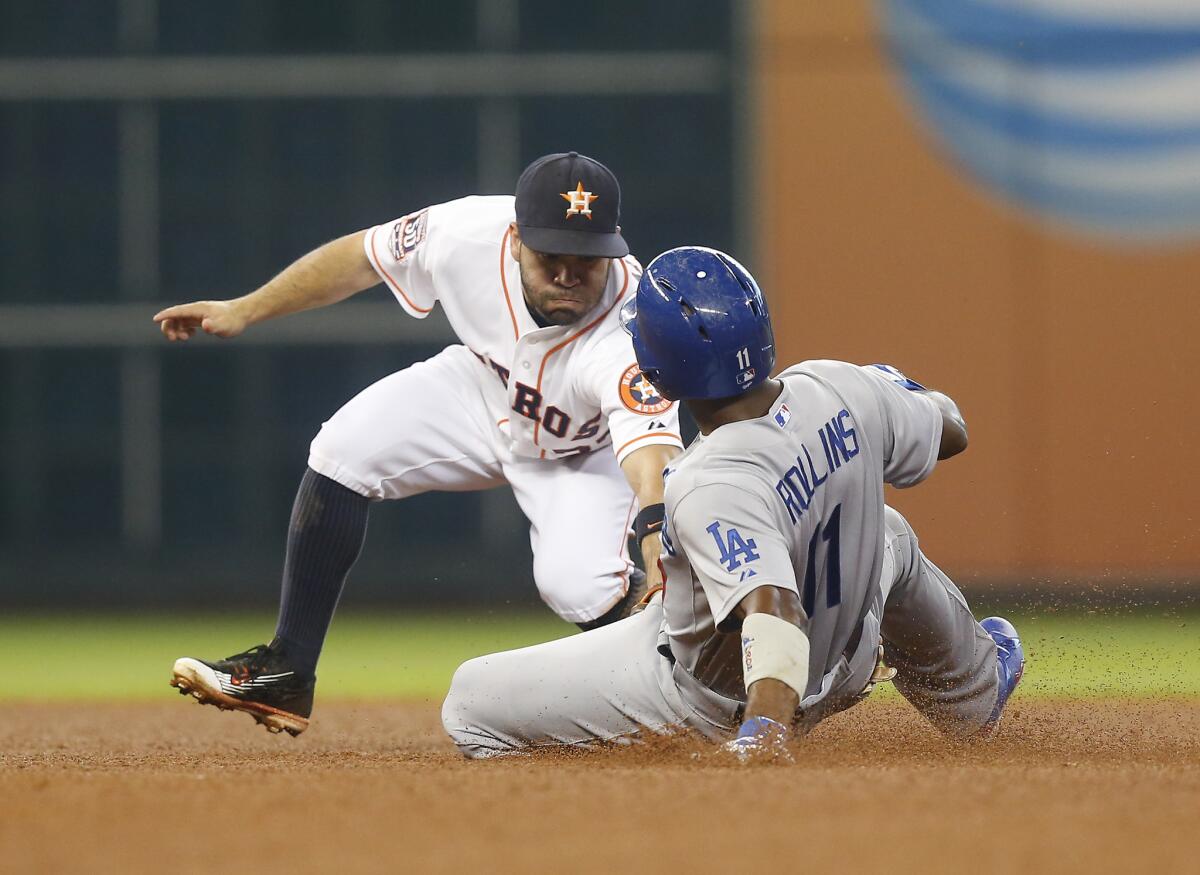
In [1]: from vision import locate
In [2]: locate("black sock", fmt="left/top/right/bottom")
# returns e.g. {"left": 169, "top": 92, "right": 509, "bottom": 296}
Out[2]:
{"left": 273, "top": 468, "right": 370, "bottom": 676}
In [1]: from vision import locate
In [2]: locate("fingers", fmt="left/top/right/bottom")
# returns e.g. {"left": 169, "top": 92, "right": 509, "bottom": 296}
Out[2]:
{"left": 153, "top": 301, "right": 209, "bottom": 323}
{"left": 157, "top": 316, "right": 200, "bottom": 341}
{"left": 153, "top": 300, "right": 245, "bottom": 341}
{"left": 153, "top": 302, "right": 213, "bottom": 342}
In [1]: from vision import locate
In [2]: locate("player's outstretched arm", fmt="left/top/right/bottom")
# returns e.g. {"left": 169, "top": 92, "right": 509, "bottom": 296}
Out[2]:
{"left": 153, "top": 230, "right": 380, "bottom": 341}
{"left": 723, "top": 585, "right": 807, "bottom": 763}
{"left": 734, "top": 586, "right": 805, "bottom": 725}
{"left": 868, "top": 363, "right": 968, "bottom": 463}
{"left": 620, "top": 444, "right": 679, "bottom": 594}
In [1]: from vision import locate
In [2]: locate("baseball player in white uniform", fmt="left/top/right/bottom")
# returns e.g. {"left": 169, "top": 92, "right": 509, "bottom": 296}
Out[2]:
{"left": 441, "top": 246, "right": 1025, "bottom": 759}
{"left": 155, "top": 153, "right": 682, "bottom": 735}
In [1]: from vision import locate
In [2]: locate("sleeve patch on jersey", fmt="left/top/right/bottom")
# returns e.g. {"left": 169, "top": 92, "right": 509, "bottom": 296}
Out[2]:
{"left": 389, "top": 210, "right": 429, "bottom": 261}
{"left": 619, "top": 363, "right": 673, "bottom": 415}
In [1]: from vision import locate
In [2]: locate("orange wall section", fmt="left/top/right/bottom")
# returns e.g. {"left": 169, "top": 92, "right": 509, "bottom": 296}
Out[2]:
{"left": 755, "top": 1, "right": 1200, "bottom": 584}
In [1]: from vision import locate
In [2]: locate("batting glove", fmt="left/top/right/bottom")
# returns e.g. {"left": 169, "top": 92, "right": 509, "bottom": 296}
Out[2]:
{"left": 723, "top": 716, "right": 795, "bottom": 764}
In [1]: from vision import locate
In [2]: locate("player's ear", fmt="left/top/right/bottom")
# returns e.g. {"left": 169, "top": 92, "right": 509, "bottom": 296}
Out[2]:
{"left": 508, "top": 223, "right": 522, "bottom": 261}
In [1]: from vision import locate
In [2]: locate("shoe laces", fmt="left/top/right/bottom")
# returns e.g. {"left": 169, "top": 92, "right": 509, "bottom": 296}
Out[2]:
{"left": 224, "top": 643, "right": 274, "bottom": 676}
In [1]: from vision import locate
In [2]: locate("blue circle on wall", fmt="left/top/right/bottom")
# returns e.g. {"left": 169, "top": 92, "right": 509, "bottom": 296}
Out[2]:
{"left": 878, "top": 0, "right": 1200, "bottom": 244}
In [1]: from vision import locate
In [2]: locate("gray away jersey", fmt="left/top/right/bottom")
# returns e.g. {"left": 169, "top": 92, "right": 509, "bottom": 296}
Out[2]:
{"left": 658, "top": 360, "right": 944, "bottom": 707}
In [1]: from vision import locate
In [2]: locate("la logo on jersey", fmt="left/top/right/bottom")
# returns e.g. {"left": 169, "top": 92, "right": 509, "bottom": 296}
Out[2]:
{"left": 560, "top": 181, "right": 598, "bottom": 219}
{"left": 705, "top": 520, "right": 760, "bottom": 573}
{"left": 619, "top": 363, "right": 672, "bottom": 415}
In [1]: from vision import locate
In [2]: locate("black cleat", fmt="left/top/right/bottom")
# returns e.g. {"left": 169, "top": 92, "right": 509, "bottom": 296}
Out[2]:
{"left": 170, "top": 643, "right": 314, "bottom": 736}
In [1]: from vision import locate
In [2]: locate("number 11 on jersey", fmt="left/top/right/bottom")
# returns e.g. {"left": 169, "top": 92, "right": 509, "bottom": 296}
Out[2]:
{"left": 802, "top": 503, "right": 842, "bottom": 618}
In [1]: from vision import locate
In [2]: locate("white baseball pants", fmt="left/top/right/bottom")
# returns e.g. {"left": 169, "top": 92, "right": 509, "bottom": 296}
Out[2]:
{"left": 307, "top": 345, "right": 636, "bottom": 623}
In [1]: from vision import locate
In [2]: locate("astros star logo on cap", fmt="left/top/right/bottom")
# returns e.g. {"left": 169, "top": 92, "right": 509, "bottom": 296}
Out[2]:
{"left": 514, "top": 152, "right": 628, "bottom": 257}
{"left": 560, "top": 181, "right": 598, "bottom": 220}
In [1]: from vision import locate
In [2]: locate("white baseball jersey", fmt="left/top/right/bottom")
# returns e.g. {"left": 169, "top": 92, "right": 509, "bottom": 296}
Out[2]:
{"left": 658, "top": 360, "right": 944, "bottom": 707}
{"left": 363, "top": 195, "right": 683, "bottom": 463}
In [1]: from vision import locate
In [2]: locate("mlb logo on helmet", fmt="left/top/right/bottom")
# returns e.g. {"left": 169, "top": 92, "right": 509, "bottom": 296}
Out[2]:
{"left": 879, "top": 0, "right": 1200, "bottom": 243}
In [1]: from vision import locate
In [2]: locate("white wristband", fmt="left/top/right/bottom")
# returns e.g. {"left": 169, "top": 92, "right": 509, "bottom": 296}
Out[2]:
{"left": 741, "top": 612, "right": 810, "bottom": 699}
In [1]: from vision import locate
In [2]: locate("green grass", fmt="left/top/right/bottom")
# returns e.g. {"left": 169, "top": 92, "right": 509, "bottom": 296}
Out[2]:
{"left": 0, "top": 612, "right": 573, "bottom": 702}
{"left": 997, "top": 611, "right": 1199, "bottom": 699}
{"left": 0, "top": 610, "right": 1195, "bottom": 702}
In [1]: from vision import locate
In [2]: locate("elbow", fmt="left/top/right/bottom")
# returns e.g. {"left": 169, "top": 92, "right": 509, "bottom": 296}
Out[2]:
{"left": 928, "top": 391, "right": 967, "bottom": 460}
{"left": 938, "top": 415, "right": 968, "bottom": 460}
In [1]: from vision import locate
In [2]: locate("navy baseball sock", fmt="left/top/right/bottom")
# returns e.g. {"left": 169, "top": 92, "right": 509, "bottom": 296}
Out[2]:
{"left": 273, "top": 467, "right": 370, "bottom": 677}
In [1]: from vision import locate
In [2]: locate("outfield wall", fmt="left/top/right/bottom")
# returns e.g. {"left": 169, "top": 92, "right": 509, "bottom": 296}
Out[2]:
{"left": 757, "top": 1, "right": 1199, "bottom": 586}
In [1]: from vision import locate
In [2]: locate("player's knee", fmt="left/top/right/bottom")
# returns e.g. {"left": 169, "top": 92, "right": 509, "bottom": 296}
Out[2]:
{"left": 531, "top": 550, "right": 573, "bottom": 597}
{"left": 441, "top": 657, "right": 515, "bottom": 759}
{"left": 532, "top": 552, "right": 624, "bottom": 620}
{"left": 307, "top": 423, "right": 378, "bottom": 499}
{"left": 308, "top": 420, "right": 355, "bottom": 469}
{"left": 883, "top": 505, "right": 915, "bottom": 542}
{"left": 883, "top": 505, "right": 919, "bottom": 579}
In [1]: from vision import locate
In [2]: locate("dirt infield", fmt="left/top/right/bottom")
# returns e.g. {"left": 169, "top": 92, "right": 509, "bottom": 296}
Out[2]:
{"left": 2, "top": 699, "right": 1196, "bottom": 874}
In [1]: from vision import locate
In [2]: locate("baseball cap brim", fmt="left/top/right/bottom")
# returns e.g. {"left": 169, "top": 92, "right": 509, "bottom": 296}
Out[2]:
{"left": 517, "top": 224, "right": 629, "bottom": 258}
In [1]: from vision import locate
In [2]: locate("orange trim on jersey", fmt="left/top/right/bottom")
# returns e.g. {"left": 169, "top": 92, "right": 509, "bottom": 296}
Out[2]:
{"left": 615, "top": 431, "right": 683, "bottom": 459}
{"left": 496, "top": 417, "right": 509, "bottom": 427}
{"left": 498, "top": 227, "right": 521, "bottom": 341}
{"left": 531, "top": 259, "right": 632, "bottom": 446}
{"left": 368, "top": 227, "right": 434, "bottom": 315}
{"left": 617, "top": 495, "right": 638, "bottom": 596}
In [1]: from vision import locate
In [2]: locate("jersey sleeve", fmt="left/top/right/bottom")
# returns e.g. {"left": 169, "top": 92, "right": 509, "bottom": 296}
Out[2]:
{"left": 859, "top": 364, "right": 944, "bottom": 488}
{"left": 670, "top": 482, "right": 799, "bottom": 627}
{"left": 589, "top": 338, "right": 684, "bottom": 464}
{"left": 362, "top": 204, "right": 442, "bottom": 319}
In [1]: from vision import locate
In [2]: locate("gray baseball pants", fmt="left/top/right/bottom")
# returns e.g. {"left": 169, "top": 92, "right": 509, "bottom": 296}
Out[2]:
{"left": 442, "top": 507, "right": 1000, "bottom": 757}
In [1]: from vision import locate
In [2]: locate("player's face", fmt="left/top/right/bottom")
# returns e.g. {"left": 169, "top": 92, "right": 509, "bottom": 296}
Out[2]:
{"left": 511, "top": 227, "right": 611, "bottom": 326}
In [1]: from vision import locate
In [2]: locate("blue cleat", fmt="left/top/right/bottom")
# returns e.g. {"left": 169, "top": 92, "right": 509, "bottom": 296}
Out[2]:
{"left": 979, "top": 616, "right": 1025, "bottom": 737}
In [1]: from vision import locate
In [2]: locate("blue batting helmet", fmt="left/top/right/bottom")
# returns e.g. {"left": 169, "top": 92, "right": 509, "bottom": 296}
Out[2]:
{"left": 620, "top": 247, "right": 775, "bottom": 401}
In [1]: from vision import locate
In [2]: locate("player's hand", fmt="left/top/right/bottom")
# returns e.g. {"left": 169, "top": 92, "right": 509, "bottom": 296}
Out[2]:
{"left": 722, "top": 716, "right": 795, "bottom": 764}
{"left": 153, "top": 300, "right": 248, "bottom": 341}
{"left": 631, "top": 557, "right": 665, "bottom": 614}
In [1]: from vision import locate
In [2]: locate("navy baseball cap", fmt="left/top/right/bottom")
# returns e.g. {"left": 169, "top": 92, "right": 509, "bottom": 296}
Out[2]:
{"left": 514, "top": 152, "right": 629, "bottom": 258}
